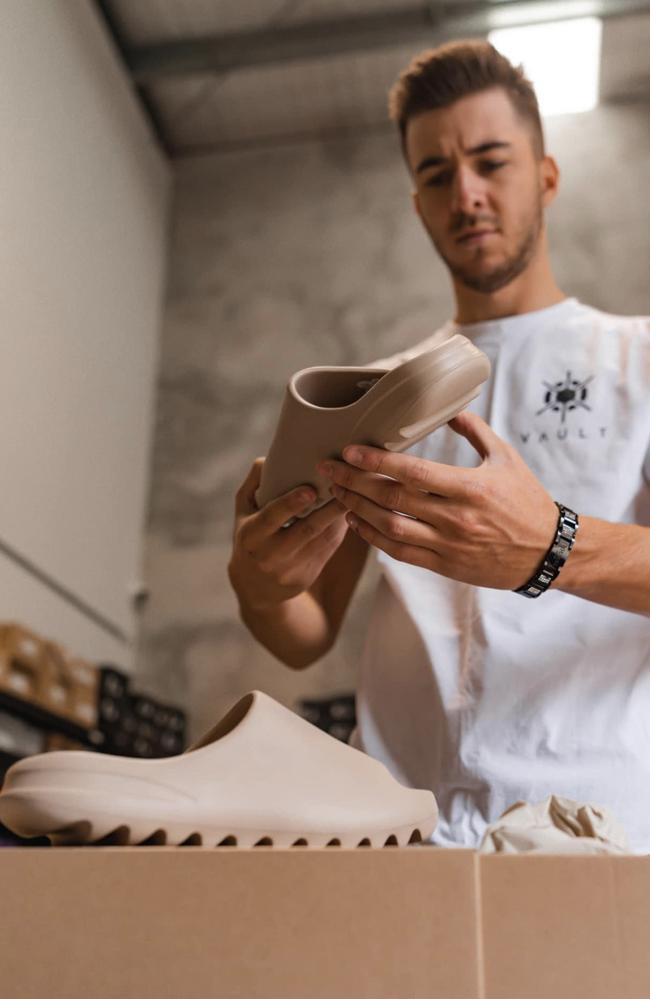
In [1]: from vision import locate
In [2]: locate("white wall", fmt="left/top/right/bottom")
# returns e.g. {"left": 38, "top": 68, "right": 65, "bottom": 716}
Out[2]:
{"left": 0, "top": 1, "right": 170, "bottom": 666}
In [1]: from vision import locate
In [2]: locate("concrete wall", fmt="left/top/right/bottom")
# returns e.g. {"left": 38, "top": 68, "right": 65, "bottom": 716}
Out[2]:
{"left": 138, "top": 98, "right": 650, "bottom": 736}
{"left": 0, "top": 0, "right": 170, "bottom": 665}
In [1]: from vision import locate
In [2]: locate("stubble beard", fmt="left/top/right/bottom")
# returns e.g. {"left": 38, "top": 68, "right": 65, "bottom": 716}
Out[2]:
{"left": 430, "top": 197, "right": 543, "bottom": 294}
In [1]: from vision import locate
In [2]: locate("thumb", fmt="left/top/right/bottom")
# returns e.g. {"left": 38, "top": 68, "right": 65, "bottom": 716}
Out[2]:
{"left": 447, "top": 410, "right": 503, "bottom": 461}
{"left": 235, "top": 458, "right": 265, "bottom": 516}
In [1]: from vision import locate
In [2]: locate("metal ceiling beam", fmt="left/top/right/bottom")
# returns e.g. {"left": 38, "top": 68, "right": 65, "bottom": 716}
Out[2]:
{"left": 125, "top": 0, "right": 650, "bottom": 81}
{"left": 95, "top": 0, "right": 170, "bottom": 153}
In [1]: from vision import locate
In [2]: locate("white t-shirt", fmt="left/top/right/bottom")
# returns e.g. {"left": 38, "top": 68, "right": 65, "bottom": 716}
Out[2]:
{"left": 354, "top": 297, "right": 650, "bottom": 852}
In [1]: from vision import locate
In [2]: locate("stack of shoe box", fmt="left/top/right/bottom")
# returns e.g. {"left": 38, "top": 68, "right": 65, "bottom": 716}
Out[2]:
{"left": 0, "top": 623, "right": 99, "bottom": 736}
{"left": 0, "top": 623, "right": 186, "bottom": 768}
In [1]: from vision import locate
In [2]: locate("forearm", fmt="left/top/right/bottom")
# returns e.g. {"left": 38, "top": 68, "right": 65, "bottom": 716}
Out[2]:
{"left": 237, "top": 588, "right": 334, "bottom": 670}
{"left": 555, "top": 516, "right": 650, "bottom": 617}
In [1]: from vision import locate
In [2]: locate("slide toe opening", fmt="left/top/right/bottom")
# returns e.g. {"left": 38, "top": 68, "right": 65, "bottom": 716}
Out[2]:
{"left": 187, "top": 693, "right": 255, "bottom": 752}
{"left": 292, "top": 369, "right": 386, "bottom": 410}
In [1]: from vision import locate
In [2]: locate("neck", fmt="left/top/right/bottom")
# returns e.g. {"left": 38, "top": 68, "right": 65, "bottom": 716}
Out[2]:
{"left": 452, "top": 231, "right": 566, "bottom": 325}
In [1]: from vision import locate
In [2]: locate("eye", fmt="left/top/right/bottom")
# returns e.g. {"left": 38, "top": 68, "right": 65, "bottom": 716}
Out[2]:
{"left": 425, "top": 171, "right": 451, "bottom": 188}
{"left": 480, "top": 160, "right": 507, "bottom": 173}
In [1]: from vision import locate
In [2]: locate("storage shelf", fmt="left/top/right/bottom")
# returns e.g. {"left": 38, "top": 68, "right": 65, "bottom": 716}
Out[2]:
{"left": 0, "top": 690, "right": 100, "bottom": 749}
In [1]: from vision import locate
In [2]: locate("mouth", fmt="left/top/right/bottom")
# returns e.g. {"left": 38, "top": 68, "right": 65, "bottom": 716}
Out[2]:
{"left": 456, "top": 229, "right": 499, "bottom": 244}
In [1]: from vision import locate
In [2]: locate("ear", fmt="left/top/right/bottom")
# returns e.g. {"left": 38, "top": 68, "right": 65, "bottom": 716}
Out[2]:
{"left": 540, "top": 155, "right": 560, "bottom": 208}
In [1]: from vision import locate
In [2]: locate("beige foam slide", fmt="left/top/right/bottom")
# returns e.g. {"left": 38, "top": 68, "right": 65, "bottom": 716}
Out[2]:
{"left": 256, "top": 332, "right": 491, "bottom": 512}
{"left": 0, "top": 690, "right": 438, "bottom": 848}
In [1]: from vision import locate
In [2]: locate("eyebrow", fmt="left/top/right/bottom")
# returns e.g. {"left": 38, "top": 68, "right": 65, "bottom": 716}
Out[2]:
{"left": 415, "top": 141, "right": 512, "bottom": 174}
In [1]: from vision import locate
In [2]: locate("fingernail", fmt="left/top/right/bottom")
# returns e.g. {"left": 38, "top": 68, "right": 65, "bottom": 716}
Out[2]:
{"left": 318, "top": 461, "right": 334, "bottom": 477}
{"left": 346, "top": 513, "right": 358, "bottom": 529}
{"left": 343, "top": 446, "right": 362, "bottom": 463}
{"left": 298, "top": 489, "right": 315, "bottom": 504}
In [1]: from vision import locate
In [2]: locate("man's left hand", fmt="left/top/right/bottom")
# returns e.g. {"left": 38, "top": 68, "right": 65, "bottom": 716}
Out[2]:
{"left": 318, "top": 410, "right": 559, "bottom": 590}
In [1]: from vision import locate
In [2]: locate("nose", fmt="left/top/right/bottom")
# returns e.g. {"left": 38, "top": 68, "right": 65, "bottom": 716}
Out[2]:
{"left": 450, "top": 163, "right": 488, "bottom": 216}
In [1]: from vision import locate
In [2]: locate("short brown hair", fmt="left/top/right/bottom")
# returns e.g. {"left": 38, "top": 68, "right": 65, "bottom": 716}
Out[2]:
{"left": 388, "top": 39, "right": 545, "bottom": 162}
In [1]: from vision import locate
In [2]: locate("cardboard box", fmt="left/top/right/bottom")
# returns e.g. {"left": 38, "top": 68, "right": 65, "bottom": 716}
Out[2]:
{"left": 480, "top": 852, "right": 650, "bottom": 998}
{"left": 0, "top": 846, "right": 649, "bottom": 998}
{"left": 41, "top": 642, "right": 99, "bottom": 729}
{"left": 0, "top": 622, "right": 48, "bottom": 704}
{"left": 0, "top": 624, "right": 99, "bottom": 729}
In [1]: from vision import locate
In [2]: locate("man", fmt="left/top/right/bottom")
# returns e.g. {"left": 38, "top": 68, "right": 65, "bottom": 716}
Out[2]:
{"left": 228, "top": 41, "right": 650, "bottom": 850}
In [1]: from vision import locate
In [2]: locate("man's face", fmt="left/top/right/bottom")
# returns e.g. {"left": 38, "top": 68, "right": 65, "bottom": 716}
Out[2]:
{"left": 406, "top": 87, "right": 552, "bottom": 294}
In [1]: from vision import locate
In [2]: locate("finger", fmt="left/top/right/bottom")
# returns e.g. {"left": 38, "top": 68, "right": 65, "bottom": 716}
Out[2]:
{"left": 255, "top": 498, "right": 347, "bottom": 564}
{"left": 334, "top": 489, "right": 442, "bottom": 553}
{"left": 447, "top": 410, "right": 503, "bottom": 460}
{"left": 324, "top": 460, "right": 440, "bottom": 520}
{"left": 297, "top": 516, "right": 349, "bottom": 565}
{"left": 260, "top": 517, "right": 350, "bottom": 591}
{"left": 243, "top": 483, "right": 320, "bottom": 549}
{"left": 340, "top": 445, "right": 471, "bottom": 498}
{"left": 234, "top": 458, "right": 265, "bottom": 516}
{"left": 346, "top": 513, "right": 440, "bottom": 572}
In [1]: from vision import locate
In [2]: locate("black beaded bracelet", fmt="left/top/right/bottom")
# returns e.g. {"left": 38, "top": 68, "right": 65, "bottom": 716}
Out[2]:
{"left": 514, "top": 502, "right": 579, "bottom": 599}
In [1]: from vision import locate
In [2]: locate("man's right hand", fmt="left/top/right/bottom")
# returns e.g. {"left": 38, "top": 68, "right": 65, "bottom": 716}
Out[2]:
{"left": 227, "top": 458, "right": 349, "bottom": 612}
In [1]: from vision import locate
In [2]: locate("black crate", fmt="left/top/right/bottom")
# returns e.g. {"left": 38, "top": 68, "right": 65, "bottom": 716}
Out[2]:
{"left": 298, "top": 693, "right": 356, "bottom": 743}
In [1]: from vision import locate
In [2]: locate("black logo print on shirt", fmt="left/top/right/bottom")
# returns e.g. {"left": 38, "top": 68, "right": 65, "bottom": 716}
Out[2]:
{"left": 517, "top": 370, "right": 607, "bottom": 446}
{"left": 536, "top": 371, "right": 593, "bottom": 424}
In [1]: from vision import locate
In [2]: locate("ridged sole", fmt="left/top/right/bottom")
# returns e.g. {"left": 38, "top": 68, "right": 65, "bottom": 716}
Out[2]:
{"left": 0, "top": 789, "right": 436, "bottom": 849}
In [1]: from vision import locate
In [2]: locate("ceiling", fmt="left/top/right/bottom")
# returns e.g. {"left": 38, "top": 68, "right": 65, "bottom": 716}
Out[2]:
{"left": 96, "top": 0, "right": 650, "bottom": 155}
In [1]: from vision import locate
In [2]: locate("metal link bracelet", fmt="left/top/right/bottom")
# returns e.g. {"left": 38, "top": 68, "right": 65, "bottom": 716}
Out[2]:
{"left": 514, "top": 502, "right": 579, "bottom": 599}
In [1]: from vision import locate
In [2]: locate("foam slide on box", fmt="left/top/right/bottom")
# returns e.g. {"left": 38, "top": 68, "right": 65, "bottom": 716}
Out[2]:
{"left": 0, "top": 690, "right": 438, "bottom": 848}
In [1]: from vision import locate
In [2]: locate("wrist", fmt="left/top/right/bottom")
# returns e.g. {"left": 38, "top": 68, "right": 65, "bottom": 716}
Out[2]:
{"left": 552, "top": 515, "right": 604, "bottom": 595}
{"left": 228, "top": 562, "right": 279, "bottom": 616}
{"left": 236, "top": 589, "right": 287, "bottom": 619}
{"left": 236, "top": 581, "right": 307, "bottom": 620}
{"left": 514, "top": 501, "right": 579, "bottom": 598}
